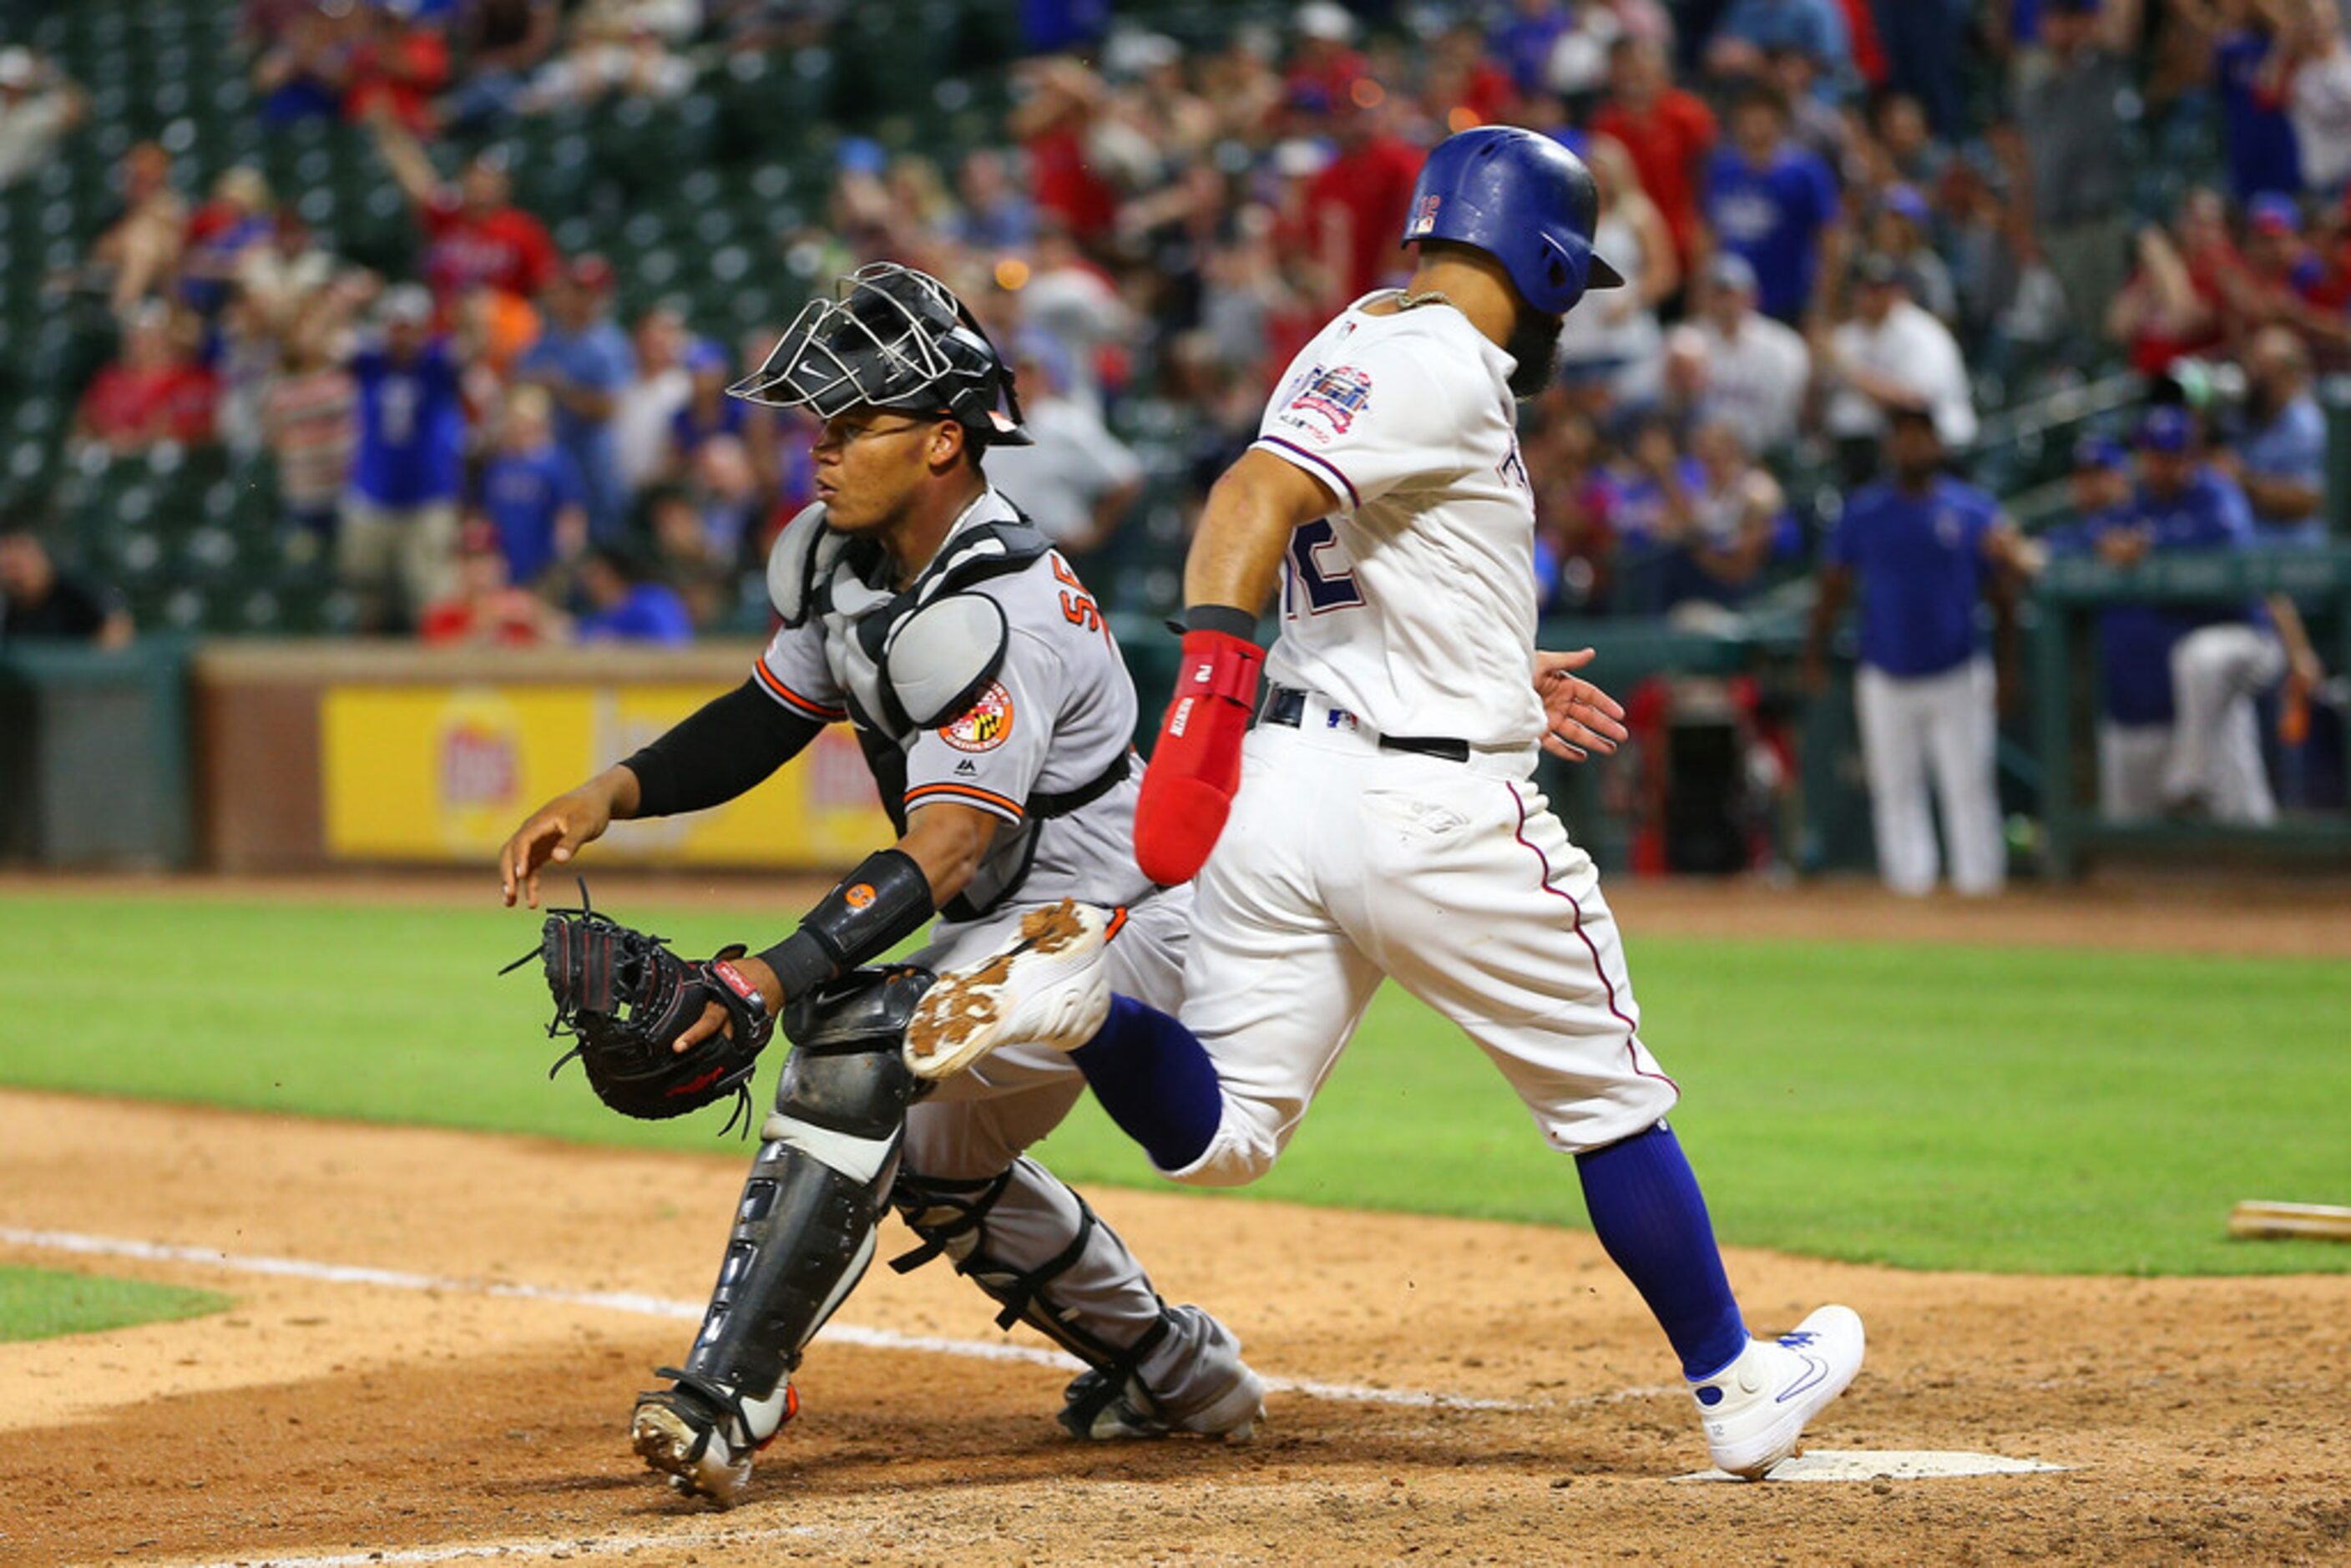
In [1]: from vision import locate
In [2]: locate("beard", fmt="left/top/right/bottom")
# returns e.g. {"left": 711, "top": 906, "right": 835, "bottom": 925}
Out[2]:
{"left": 1504, "top": 308, "right": 1565, "bottom": 400}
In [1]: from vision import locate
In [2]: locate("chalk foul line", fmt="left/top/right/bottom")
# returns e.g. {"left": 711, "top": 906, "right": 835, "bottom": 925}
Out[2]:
{"left": 0, "top": 1225, "right": 1529, "bottom": 1413}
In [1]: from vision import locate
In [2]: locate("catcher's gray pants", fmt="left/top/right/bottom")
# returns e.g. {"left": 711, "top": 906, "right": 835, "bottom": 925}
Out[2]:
{"left": 899, "top": 890, "right": 1246, "bottom": 1416}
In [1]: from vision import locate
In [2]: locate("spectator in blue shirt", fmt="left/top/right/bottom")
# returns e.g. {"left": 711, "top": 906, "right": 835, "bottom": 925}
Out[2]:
{"left": 666, "top": 338, "right": 749, "bottom": 477}
{"left": 478, "top": 384, "right": 587, "bottom": 588}
{"left": 1871, "top": 0, "right": 1969, "bottom": 138}
{"left": 340, "top": 284, "right": 466, "bottom": 632}
{"left": 1807, "top": 408, "right": 2035, "bottom": 895}
{"left": 1701, "top": 84, "right": 1845, "bottom": 323}
{"left": 2226, "top": 326, "right": 2329, "bottom": 549}
{"left": 1656, "top": 418, "right": 1798, "bottom": 615}
{"left": 949, "top": 149, "right": 1039, "bottom": 252}
{"left": 2045, "top": 436, "right": 2182, "bottom": 818}
{"left": 1492, "top": 0, "right": 1574, "bottom": 97}
{"left": 1706, "top": 0, "right": 1853, "bottom": 100}
{"left": 517, "top": 255, "right": 635, "bottom": 542}
{"left": 574, "top": 543, "right": 694, "bottom": 645}
{"left": 2116, "top": 407, "right": 2325, "bottom": 822}
{"left": 2202, "top": 6, "right": 2303, "bottom": 203}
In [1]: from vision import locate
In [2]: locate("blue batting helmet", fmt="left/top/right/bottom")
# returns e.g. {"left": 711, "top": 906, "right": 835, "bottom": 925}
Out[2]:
{"left": 1400, "top": 126, "right": 1625, "bottom": 314}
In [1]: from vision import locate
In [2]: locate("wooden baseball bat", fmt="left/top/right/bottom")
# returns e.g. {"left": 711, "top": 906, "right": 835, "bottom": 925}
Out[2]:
{"left": 2228, "top": 1201, "right": 2351, "bottom": 1242}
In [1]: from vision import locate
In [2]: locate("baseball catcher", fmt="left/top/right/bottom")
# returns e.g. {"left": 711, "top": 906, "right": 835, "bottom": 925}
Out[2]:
{"left": 498, "top": 264, "right": 1261, "bottom": 1506}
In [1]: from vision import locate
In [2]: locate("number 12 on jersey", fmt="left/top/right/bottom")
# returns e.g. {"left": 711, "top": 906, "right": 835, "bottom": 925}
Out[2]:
{"left": 1284, "top": 518, "right": 1364, "bottom": 617}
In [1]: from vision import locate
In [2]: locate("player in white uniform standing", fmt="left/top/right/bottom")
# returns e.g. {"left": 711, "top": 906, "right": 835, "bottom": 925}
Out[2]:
{"left": 903, "top": 129, "right": 1866, "bottom": 1480}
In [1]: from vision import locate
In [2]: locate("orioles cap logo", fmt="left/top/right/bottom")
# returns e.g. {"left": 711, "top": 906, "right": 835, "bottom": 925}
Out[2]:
{"left": 845, "top": 884, "right": 876, "bottom": 910}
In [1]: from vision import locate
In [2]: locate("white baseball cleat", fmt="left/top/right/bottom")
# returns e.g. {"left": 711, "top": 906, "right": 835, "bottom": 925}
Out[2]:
{"left": 1690, "top": 1304, "right": 1866, "bottom": 1479}
{"left": 902, "top": 898, "right": 1112, "bottom": 1080}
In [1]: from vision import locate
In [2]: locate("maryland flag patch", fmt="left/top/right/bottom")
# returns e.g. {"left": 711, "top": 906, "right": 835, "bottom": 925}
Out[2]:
{"left": 939, "top": 682, "right": 1015, "bottom": 752}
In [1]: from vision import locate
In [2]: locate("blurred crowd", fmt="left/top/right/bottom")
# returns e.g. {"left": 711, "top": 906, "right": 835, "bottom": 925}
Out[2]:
{"left": 0, "top": 0, "right": 2343, "bottom": 684}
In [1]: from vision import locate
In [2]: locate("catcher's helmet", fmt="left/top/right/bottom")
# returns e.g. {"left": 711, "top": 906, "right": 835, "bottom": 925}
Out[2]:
{"left": 1400, "top": 126, "right": 1624, "bottom": 315}
{"left": 732, "top": 263, "right": 1032, "bottom": 446}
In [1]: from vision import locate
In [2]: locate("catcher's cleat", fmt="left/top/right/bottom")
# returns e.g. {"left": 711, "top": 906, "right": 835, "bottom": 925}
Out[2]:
{"left": 1690, "top": 1304, "right": 1866, "bottom": 1479}
{"left": 1059, "top": 1356, "right": 1267, "bottom": 1444}
{"left": 902, "top": 899, "right": 1111, "bottom": 1080}
{"left": 630, "top": 1367, "right": 796, "bottom": 1506}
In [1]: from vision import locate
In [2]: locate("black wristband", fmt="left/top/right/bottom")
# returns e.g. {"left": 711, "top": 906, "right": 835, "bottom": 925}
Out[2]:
{"left": 756, "top": 847, "right": 935, "bottom": 1002}
{"left": 1182, "top": 603, "right": 1261, "bottom": 641}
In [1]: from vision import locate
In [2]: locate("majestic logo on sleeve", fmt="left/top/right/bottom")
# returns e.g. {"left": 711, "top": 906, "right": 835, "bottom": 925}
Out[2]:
{"left": 1280, "top": 364, "right": 1373, "bottom": 440}
{"left": 939, "top": 682, "right": 1014, "bottom": 752}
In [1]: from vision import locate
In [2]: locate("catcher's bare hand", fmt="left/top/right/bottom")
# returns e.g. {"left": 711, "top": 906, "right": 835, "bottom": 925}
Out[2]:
{"left": 499, "top": 784, "right": 616, "bottom": 908}
{"left": 671, "top": 953, "right": 784, "bottom": 1055}
{"left": 1535, "top": 647, "right": 1629, "bottom": 763}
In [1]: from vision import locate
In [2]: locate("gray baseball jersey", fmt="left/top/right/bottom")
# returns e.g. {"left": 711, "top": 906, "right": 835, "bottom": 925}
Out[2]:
{"left": 753, "top": 487, "right": 1154, "bottom": 920}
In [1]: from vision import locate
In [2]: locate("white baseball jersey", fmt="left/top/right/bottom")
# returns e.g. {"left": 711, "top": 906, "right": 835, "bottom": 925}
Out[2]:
{"left": 1155, "top": 291, "right": 1681, "bottom": 1187}
{"left": 1253, "top": 292, "right": 1547, "bottom": 751}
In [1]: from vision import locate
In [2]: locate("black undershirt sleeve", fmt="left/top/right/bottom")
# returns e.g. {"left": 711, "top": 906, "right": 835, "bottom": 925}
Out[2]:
{"left": 620, "top": 678, "right": 825, "bottom": 818}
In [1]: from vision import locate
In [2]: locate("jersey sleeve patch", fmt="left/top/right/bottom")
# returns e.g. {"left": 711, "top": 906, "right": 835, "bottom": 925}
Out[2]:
{"left": 1273, "top": 363, "right": 1374, "bottom": 443}
{"left": 937, "top": 680, "right": 1014, "bottom": 752}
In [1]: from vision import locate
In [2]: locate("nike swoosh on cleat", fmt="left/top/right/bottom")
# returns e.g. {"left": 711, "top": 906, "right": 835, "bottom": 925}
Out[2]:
{"left": 1774, "top": 1353, "right": 1831, "bottom": 1404}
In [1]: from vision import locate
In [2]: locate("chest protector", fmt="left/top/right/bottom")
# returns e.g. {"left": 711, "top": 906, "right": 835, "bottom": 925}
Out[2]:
{"left": 766, "top": 504, "right": 1131, "bottom": 919}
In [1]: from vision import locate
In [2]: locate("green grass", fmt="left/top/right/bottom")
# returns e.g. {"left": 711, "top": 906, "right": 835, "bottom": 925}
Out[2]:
{"left": 0, "top": 1265, "right": 229, "bottom": 1343}
{"left": 2, "top": 895, "right": 2345, "bottom": 1276}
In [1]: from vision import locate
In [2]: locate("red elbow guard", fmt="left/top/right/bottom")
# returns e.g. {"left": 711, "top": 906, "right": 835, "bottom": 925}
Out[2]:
{"left": 1134, "top": 628, "right": 1265, "bottom": 885}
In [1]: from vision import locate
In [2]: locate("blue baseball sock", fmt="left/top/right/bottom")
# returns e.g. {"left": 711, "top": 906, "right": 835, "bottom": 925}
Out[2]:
{"left": 1574, "top": 1121, "right": 1751, "bottom": 1380}
{"left": 1067, "top": 994, "right": 1224, "bottom": 1171}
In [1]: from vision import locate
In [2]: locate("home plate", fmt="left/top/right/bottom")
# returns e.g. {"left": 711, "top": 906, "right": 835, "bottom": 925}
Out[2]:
{"left": 1675, "top": 1450, "right": 2068, "bottom": 1483}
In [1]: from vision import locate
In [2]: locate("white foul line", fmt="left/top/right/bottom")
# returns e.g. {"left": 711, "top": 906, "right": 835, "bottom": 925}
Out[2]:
{"left": 0, "top": 1225, "right": 1529, "bottom": 1412}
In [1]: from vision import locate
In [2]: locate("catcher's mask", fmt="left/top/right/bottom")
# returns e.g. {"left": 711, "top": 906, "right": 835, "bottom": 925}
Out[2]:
{"left": 731, "top": 262, "right": 1033, "bottom": 448}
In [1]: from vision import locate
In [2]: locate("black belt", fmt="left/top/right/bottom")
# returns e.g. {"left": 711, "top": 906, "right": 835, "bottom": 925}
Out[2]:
{"left": 1028, "top": 746, "right": 1133, "bottom": 820}
{"left": 1258, "top": 685, "right": 1472, "bottom": 764}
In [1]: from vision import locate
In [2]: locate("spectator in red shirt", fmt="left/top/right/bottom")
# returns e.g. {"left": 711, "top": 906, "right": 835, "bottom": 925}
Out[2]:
{"left": 75, "top": 302, "right": 220, "bottom": 453}
{"left": 1006, "top": 56, "right": 1119, "bottom": 245}
{"left": 343, "top": 4, "right": 448, "bottom": 135}
{"left": 1308, "top": 94, "right": 1425, "bottom": 301}
{"left": 367, "top": 103, "right": 555, "bottom": 306}
{"left": 1592, "top": 34, "right": 1719, "bottom": 272}
{"left": 417, "top": 521, "right": 563, "bottom": 646}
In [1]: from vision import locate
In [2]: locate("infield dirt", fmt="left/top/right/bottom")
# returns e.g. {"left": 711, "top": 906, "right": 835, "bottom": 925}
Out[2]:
{"left": 1, "top": 1082, "right": 2346, "bottom": 1567}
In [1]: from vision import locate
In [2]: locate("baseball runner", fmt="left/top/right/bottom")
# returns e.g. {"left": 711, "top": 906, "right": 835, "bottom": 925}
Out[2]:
{"left": 498, "top": 264, "right": 1262, "bottom": 1506}
{"left": 901, "top": 128, "right": 1868, "bottom": 1480}
{"left": 1804, "top": 406, "right": 2037, "bottom": 897}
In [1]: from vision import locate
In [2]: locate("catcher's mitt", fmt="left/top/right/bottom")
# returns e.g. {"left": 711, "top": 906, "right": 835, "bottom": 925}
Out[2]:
{"left": 504, "top": 882, "right": 776, "bottom": 1134}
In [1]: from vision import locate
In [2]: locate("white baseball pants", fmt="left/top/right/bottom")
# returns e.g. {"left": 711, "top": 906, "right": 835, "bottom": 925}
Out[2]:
{"left": 2097, "top": 721, "right": 2173, "bottom": 820}
{"left": 1853, "top": 656, "right": 2005, "bottom": 897}
{"left": 1164, "top": 711, "right": 1681, "bottom": 1190}
{"left": 2163, "top": 625, "right": 2283, "bottom": 825}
